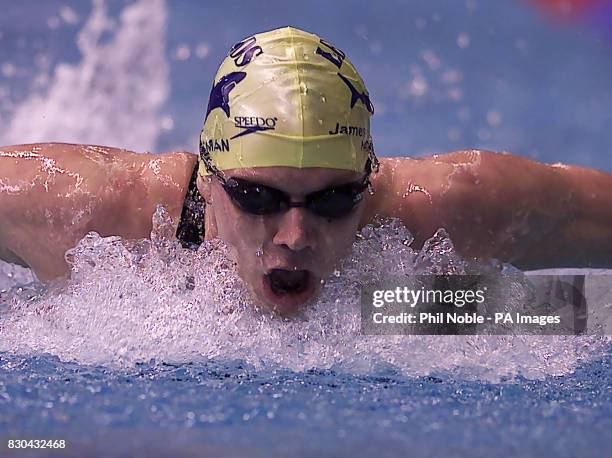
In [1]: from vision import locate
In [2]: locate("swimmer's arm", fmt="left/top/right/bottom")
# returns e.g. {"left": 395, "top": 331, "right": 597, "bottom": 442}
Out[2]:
{"left": 363, "top": 150, "right": 612, "bottom": 269}
{"left": 0, "top": 143, "right": 196, "bottom": 281}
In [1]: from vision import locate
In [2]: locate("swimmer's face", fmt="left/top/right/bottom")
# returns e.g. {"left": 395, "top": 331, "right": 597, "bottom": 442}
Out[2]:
{"left": 198, "top": 167, "right": 365, "bottom": 315}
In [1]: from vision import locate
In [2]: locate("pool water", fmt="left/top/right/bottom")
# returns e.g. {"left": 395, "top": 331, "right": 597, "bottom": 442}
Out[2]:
{"left": 1, "top": 215, "right": 610, "bottom": 457}
{"left": 1, "top": 1, "right": 611, "bottom": 456}
{"left": 0, "top": 351, "right": 610, "bottom": 458}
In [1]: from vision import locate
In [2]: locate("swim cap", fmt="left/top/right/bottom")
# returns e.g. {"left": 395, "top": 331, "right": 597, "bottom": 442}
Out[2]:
{"left": 199, "top": 26, "right": 374, "bottom": 176}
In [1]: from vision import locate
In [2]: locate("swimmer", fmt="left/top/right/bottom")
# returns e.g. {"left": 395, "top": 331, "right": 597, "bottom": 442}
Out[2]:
{"left": 1, "top": 27, "right": 611, "bottom": 314}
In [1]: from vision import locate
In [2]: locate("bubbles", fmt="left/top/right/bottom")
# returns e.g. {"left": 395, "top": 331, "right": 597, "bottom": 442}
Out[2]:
{"left": 160, "top": 115, "right": 174, "bottom": 131}
{"left": 442, "top": 70, "right": 463, "bottom": 84}
{"left": 0, "top": 209, "right": 608, "bottom": 382}
{"left": 457, "top": 33, "right": 470, "bottom": 49}
{"left": 173, "top": 44, "right": 191, "bottom": 61}
{"left": 486, "top": 110, "right": 503, "bottom": 127}
{"left": 407, "top": 75, "right": 428, "bottom": 98}
{"left": 195, "top": 42, "right": 210, "bottom": 59}
{"left": 421, "top": 50, "right": 441, "bottom": 71}
{"left": 47, "top": 16, "right": 61, "bottom": 30}
{"left": 1, "top": 63, "right": 16, "bottom": 78}
{"left": 1, "top": 0, "right": 169, "bottom": 152}
{"left": 59, "top": 6, "right": 80, "bottom": 25}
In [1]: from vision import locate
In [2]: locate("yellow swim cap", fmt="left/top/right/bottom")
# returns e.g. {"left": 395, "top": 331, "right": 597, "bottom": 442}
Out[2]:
{"left": 199, "top": 26, "right": 375, "bottom": 176}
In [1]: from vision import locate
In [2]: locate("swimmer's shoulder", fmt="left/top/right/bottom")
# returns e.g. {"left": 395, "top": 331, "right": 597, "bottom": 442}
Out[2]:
{"left": 136, "top": 148, "right": 199, "bottom": 228}
{"left": 361, "top": 150, "right": 511, "bottom": 245}
{"left": 0, "top": 141, "right": 198, "bottom": 225}
{"left": 0, "top": 142, "right": 198, "bottom": 280}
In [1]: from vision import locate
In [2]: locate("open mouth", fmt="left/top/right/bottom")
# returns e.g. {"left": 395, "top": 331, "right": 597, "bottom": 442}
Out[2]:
{"left": 261, "top": 269, "right": 317, "bottom": 311}
{"left": 268, "top": 269, "right": 310, "bottom": 294}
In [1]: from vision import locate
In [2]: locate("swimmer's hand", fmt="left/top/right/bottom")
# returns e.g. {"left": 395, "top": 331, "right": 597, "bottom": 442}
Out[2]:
{"left": 364, "top": 150, "right": 612, "bottom": 269}
{"left": 0, "top": 143, "right": 196, "bottom": 281}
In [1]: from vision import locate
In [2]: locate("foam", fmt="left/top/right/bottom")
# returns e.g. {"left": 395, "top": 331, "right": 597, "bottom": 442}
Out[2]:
{"left": 0, "top": 0, "right": 169, "bottom": 152}
{"left": 1, "top": 208, "right": 608, "bottom": 382}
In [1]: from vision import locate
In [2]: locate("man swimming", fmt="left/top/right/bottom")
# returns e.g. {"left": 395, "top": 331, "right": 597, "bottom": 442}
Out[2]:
{"left": 1, "top": 27, "right": 611, "bottom": 314}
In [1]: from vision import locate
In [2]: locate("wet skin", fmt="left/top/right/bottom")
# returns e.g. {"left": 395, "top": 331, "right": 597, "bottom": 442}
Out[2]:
{"left": 1, "top": 143, "right": 612, "bottom": 312}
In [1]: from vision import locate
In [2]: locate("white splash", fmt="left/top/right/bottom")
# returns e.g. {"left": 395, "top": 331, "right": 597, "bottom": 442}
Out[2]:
{"left": 1, "top": 0, "right": 169, "bottom": 152}
{"left": 0, "top": 208, "right": 608, "bottom": 383}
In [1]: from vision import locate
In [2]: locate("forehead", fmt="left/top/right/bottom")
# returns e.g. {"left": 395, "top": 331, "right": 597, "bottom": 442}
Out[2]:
{"left": 223, "top": 166, "right": 363, "bottom": 195}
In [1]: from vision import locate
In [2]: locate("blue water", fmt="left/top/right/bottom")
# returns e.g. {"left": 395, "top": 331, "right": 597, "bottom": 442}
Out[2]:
{"left": 0, "top": 224, "right": 610, "bottom": 456}
{"left": 0, "top": 351, "right": 610, "bottom": 458}
{"left": 1, "top": 1, "right": 612, "bottom": 456}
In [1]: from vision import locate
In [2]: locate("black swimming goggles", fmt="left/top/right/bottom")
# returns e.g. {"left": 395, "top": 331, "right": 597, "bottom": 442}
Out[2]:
{"left": 219, "top": 176, "right": 367, "bottom": 218}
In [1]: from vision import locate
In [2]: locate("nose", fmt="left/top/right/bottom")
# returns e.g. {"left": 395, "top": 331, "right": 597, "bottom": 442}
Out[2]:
{"left": 272, "top": 207, "right": 316, "bottom": 251}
